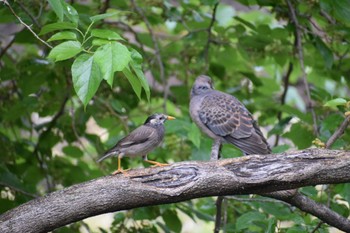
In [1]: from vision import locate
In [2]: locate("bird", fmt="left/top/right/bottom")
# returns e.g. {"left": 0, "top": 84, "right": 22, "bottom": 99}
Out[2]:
{"left": 97, "top": 113, "right": 175, "bottom": 174}
{"left": 190, "top": 75, "right": 271, "bottom": 159}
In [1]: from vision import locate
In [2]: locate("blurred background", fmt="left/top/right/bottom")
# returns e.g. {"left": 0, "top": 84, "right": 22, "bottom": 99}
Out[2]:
{"left": 1, "top": 0, "right": 350, "bottom": 232}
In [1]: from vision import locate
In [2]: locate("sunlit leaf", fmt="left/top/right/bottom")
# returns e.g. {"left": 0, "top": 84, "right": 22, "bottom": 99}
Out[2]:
{"left": 47, "top": 0, "right": 64, "bottom": 21}
{"left": 47, "top": 31, "right": 77, "bottom": 42}
{"left": 91, "top": 29, "right": 124, "bottom": 41}
{"left": 72, "top": 54, "right": 102, "bottom": 108}
{"left": 93, "top": 42, "right": 131, "bottom": 86}
{"left": 39, "top": 22, "right": 76, "bottom": 35}
{"left": 90, "top": 12, "right": 119, "bottom": 23}
{"left": 48, "top": 41, "right": 82, "bottom": 62}
{"left": 324, "top": 98, "right": 347, "bottom": 108}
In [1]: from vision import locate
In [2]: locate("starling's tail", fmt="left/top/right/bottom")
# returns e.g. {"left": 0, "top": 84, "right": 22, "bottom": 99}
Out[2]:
{"left": 97, "top": 150, "right": 118, "bottom": 163}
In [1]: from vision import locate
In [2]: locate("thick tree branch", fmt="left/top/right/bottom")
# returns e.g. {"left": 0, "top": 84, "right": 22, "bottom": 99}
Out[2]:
{"left": 1, "top": 149, "right": 350, "bottom": 233}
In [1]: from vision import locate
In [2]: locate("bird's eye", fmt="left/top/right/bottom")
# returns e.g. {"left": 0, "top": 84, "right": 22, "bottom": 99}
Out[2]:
{"left": 200, "top": 86, "right": 208, "bottom": 90}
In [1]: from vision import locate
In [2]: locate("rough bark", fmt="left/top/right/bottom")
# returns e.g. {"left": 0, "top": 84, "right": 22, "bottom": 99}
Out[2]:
{"left": 1, "top": 149, "right": 350, "bottom": 233}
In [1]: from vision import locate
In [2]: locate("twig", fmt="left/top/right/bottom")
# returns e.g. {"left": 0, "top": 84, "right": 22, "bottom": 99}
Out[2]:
{"left": 17, "top": 0, "right": 41, "bottom": 28}
{"left": 99, "top": 0, "right": 110, "bottom": 14}
{"left": 33, "top": 94, "right": 69, "bottom": 191}
{"left": 286, "top": 0, "right": 318, "bottom": 135}
{"left": 274, "top": 62, "right": 293, "bottom": 146}
{"left": 325, "top": 115, "right": 350, "bottom": 149}
{"left": 0, "top": 36, "right": 16, "bottom": 61}
{"left": 203, "top": 2, "right": 219, "bottom": 73}
{"left": 214, "top": 196, "right": 224, "bottom": 233}
{"left": 3, "top": 0, "right": 52, "bottom": 49}
{"left": 0, "top": 182, "right": 39, "bottom": 198}
{"left": 311, "top": 221, "right": 324, "bottom": 233}
{"left": 130, "top": 0, "right": 167, "bottom": 112}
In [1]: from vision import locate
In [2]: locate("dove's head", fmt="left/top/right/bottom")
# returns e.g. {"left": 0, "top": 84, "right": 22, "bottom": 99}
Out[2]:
{"left": 191, "top": 75, "right": 214, "bottom": 97}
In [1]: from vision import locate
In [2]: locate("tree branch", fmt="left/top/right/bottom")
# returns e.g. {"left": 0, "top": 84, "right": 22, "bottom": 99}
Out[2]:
{"left": 3, "top": 0, "right": 52, "bottom": 49}
{"left": 1, "top": 149, "right": 350, "bottom": 233}
{"left": 286, "top": 0, "right": 318, "bottom": 135}
{"left": 325, "top": 115, "right": 350, "bottom": 149}
{"left": 203, "top": 2, "right": 219, "bottom": 73}
{"left": 130, "top": 0, "right": 168, "bottom": 112}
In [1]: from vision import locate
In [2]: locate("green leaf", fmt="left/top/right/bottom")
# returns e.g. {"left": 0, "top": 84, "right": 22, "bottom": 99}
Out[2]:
{"left": 92, "top": 39, "right": 110, "bottom": 46}
{"left": 93, "top": 42, "right": 131, "bottom": 86}
{"left": 130, "top": 49, "right": 150, "bottom": 101}
{"left": 188, "top": 123, "right": 201, "bottom": 148}
{"left": 47, "top": 0, "right": 64, "bottom": 21}
{"left": 236, "top": 211, "right": 265, "bottom": 231}
{"left": 90, "top": 12, "right": 119, "bottom": 23}
{"left": 91, "top": 29, "right": 124, "bottom": 41}
{"left": 315, "top": 36, "right": 333, "bottom": 69}
{"left": 72, "top": 54, "right": 102, "bottom": 108}
{"left": 283, "top": 123, "right": 314, "bottom": 149}
{"left": 122, "top": 66, "right": 142, "bottom": 100}
{"left": 48, "top": 41, "right": 82, "bottom": 62}
{"left": 39, "top": 22, "right": 76, "bottom": 35}
{"left": 47, "top": 31, "right": 77, "bottom": 42}
{"left": 62, "top": 145, "right": 83, "bottom": 158}
{"left": 61, "top": 1, "right": 79, "bottom": 24}
{"left": 324, "top": 98, "right": 347, "bottom": 108}
{"left": 162, "top": 209, "right": 182, "bottom": 232}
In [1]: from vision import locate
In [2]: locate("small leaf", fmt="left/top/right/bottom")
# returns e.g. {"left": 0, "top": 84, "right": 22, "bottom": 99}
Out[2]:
{"left": 92, "top": 39, "right": 110, "bottom": 46}
{"left": 315, "top": 36, "right": 333, "bottom": 69}
{"left": 162, "top": 209, "right": 182, "bottom": 232}
{"left": 90, "top": 12, "right": 119, "bottom": 23}
{"left": 236, "top": 211, "right": 265, "bottom": 231}
{"left": 91, "top": 29, "right": 124, "bottom": 41}
{"left": 130, "top": 49, "right": 150, "bottom": 101}
{"left": 93, "top": 42, "right": 131, "bottom": 86}
{"left": 62, "top": 145, "right": 83, "bottom": 158}
{"left": 324, "top": 98, "right": 347, "bottom": 108}
{"left": 48, "top": 41, "right": 82, "bottom": 62}
{"left": 39, "top": 22, "right": 76, "bottom": 35}
{"left": 72, "top": 54, "right": 102, "bottom": 108}
{"left": 47, "top": 31, "right": 77, "bottom": 42}
{"left": 47, "top": 0, "right": 64, "bottom": 21}
{"left": 122, "top": 66, "right": 141, "bottom": 100}
{"left": 61, "top": 0, "right": 79, "bottom": 25}
{"left": 188, "top": 123, "right": 201, "bottom": 148}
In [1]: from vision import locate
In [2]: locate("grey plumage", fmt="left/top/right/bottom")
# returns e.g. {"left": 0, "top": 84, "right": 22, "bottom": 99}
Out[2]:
{"left": 190, "top": 75, "right": 271, "bottom": 158}
{"left": 98, "top": 113, "right": 175, "bottom": 174}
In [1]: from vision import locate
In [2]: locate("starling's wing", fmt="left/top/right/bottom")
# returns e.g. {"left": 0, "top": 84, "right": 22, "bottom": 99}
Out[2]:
{"left": 97, "top": 125, "right": 157, "bottom": 162}
{"left": 198, "top": 91, "right": 271, "bottom": 155}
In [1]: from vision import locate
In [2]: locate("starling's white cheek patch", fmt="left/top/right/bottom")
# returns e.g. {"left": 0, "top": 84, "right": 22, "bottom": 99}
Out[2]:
{"left": 150, "top": 119, "right": 157, "bottom": 124}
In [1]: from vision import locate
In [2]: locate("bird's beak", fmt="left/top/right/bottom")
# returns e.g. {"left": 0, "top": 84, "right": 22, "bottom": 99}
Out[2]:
{"left": 166, "top": 115, "right": 176, "bottom": 120}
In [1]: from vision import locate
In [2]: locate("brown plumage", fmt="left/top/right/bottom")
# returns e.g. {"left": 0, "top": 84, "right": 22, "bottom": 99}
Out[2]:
{"left": 190, "top": 75, "right": 271, "bottom": 158}
{"left": 97, "top": 113, "right": 175, "bottom": 174}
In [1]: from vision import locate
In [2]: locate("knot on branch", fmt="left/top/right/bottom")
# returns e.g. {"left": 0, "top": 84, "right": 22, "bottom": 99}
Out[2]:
{"left": 129, "top": 165, "right": 199, "bottom": 188}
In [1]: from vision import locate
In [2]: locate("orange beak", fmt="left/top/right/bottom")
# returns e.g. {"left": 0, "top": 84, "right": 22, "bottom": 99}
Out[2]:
{"left": 166, "top": 115, "right": 176, "bottom": 120}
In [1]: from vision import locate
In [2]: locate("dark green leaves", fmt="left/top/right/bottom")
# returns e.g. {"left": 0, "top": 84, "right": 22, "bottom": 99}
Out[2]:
{"left": 72, "top": 54, "right": 102, "bottom": 107}
{"left": 44, "top": 9, "right": 150, "bottom": 108}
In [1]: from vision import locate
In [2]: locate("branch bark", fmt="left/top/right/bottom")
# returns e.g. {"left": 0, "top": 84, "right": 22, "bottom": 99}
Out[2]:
{"left": 1, "top": 149, "right": 350, "bottom": 233}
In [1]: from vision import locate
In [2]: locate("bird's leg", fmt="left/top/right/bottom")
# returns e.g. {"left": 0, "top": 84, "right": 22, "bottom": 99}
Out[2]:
{"left": 211, "top": 139, "right": 222, "bottom": 160}
{"left": 143, "top": 155, "right": 168, "bottom": 167}
{"left": 112, "top": 156, "right": 129, "bottom": 175}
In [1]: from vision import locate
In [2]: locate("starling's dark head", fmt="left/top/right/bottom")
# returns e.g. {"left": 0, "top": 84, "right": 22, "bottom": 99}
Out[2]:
{"left": 144, "top": 113, "right": 176, "bottom": 126}
{"left": 191, "top": 75, "right": 214, "bottom": 97}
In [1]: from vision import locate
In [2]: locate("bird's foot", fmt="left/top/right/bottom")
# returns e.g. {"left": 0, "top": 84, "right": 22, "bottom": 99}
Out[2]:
{"left": 112, "top": 168, "right": 130, "bottom": 175}
{"left": 145, "top": 160, "right": 168, "bottom": 167}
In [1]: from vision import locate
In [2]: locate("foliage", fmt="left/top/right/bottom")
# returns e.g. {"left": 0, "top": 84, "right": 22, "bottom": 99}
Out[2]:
{"left": 1, "top": 0, "right": 350, "bottom": 232}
